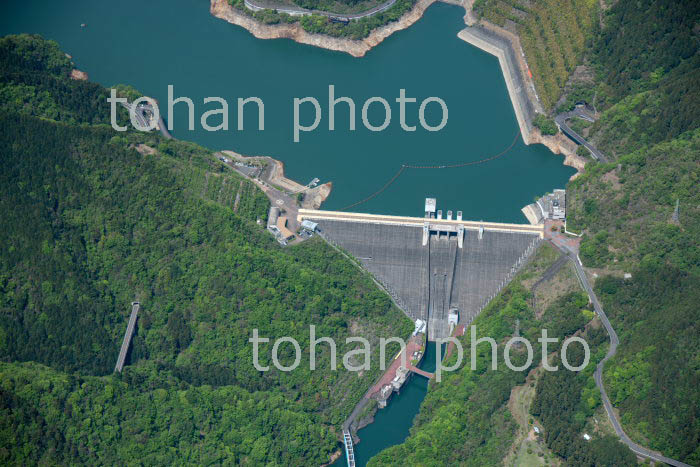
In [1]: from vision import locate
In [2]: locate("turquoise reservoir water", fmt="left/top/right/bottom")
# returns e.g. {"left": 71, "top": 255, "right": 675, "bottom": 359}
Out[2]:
{"left": 331, "top": 342, "right": 444, "bottom": 466}
{"left": 1, "top": 1, "right": 574, "bottom": 463}
{"left": 1, "top": 0, "right": 574, "bottom": 221}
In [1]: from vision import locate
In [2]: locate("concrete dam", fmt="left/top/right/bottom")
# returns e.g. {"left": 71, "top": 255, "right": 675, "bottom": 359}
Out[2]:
{"left": 299, "top": 200, "right": 542, "bottom": 340}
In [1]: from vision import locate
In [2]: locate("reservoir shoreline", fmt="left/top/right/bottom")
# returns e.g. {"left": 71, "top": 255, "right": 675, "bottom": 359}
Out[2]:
{"left": 1, "top": 2, "right": 580, "bottom": 466}
{"left": 210, "top": 0, "right": 586, "bottom": 176}
{"left": 210, "top": 0, "right": 441, "bottom": 58}
{"left": 457, "top": 25, "right": 585, "bottom": 177}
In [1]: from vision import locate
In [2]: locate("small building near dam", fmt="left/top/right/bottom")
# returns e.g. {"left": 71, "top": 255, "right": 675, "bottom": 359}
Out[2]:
{"left": 522, "top": 189, "right": 566, "bottom": 224}
{"left": 299, "top": 200, "right": 542, "bottom": 340}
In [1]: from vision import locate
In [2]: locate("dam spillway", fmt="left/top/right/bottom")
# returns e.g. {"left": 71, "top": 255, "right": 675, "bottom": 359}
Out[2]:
{"left": 300, "top": 202, "right": 541, "bottom": 340}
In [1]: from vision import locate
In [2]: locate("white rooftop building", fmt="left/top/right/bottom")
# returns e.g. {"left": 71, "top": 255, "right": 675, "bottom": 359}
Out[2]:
{"left": 527, "top": 189, "right": 567, "bottom": 223}
{"left": 413, "top": 319, "right": 426, "bottom": 336}
{"left": 425, "top": 198, "right": 436, "bottom": 217}
{"left": 448, "top": 309, "right": 459, "bottom": 326}
{"left": 301, "top": 219, "right": 318, "bottom": 232}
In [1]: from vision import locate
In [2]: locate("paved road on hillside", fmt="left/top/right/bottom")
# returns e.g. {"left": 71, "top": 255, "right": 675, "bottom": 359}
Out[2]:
{"left": 120, "top": 101, "right": 173, "bottom": 139}
{"left": 216, "top": 152, "right": 303, "bottom": 233}
{"left": 298, "top": 209, "right": 544, "bottom": 235}
{"left": 553, "top": 241, "right": 690, "bottom": 467}
{"left": 244, "top": 0, "right": 397, "bottom": 20}
{"left": 555, "top": 109, "right": 608, "bottom": 163}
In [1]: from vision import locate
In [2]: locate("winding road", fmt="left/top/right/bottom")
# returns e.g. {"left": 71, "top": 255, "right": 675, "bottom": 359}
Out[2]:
{"left": 552, "top": 240, "right": 691, "bottom": 467}
{"left": 120, "top": 101, "right": 173, "bottom": 140}
{"left": 555, "top": 108, "right": 608, "bottom": 163}
{"left": 243, "top": 0, "right": 398, "bottom": 20}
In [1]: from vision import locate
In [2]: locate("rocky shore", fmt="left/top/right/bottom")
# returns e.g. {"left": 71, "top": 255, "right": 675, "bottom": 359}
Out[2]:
{"left": 70, "top": 69, "right": 88, "bottom": 80}
{"left": 457, "top": 21, "right": 586, "bottom": 178}
{"left": 210, "top": 0, "right": 440, "bottom": 58}
{"left": 221, "top": 149, "right": 332, "bottom": 209}
{"left": 211, "top": 0, "right": 586, "bottom": 177}
{"left": 320, "top": 449, "right": 342, "bottom": 466}
{"left": 530, "top": 131, "right": 586, "bottom": 179}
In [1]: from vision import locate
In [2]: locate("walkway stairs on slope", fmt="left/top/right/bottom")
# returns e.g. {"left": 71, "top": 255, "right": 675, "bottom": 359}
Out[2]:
{"left": 114, "top": 302, "right": 140, "bottom": 373}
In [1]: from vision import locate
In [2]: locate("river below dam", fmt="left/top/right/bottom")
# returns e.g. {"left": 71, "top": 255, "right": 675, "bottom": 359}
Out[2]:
{"left": 331, "top": 342, "right": 443, "bottom": 466}
{"left": 2, "top": 0, "right": 574, "bottom": 464}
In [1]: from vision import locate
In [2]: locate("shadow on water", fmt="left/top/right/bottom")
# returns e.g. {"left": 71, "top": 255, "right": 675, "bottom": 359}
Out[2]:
{"left": 332, "top": 342, "right": 444, "bottom": 466}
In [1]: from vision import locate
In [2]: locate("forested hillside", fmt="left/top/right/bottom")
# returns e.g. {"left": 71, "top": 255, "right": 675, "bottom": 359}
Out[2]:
{"left": 564, "top": 2, "right": 700, "bottom": 463}
{"left": 584, "top": 0, "right": 700, "bottom": 158}
{"left": 567, "top": 130, "right": 699, "bottom": 272}
{"left": 369, "top": 244, "right": 637, "bottom": 466}
{"left": 0, "top": 34, "right": 115, "bottom": 124}
{"left": 473, "top": 0, "right": 599, "bottom": 110}
{"left": 228, "top": 0, "right": 416, "bottom": 40}
{"left": 474, "top": 0, "right": 700, "bottom": 149}
{"left": 291, "top": 0, "right": 391, "bottom": 14}
{"left": 596, "top": 265, "right": 699, "bottom": 463}
{"left": 0, "top": 34, "right": 412, "bottom": 465}
{"left": 1, "top": 360, "right": 333, "bottom": 465}
{"left": 566, "top": 131, "right": 700, "bottom": 464}
{"left": 370, "top": 1, "right": 700, "bottom": 465}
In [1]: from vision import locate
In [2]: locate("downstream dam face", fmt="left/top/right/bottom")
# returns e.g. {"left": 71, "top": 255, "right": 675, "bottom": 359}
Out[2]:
{"left": 300, "top": 202, "right": 541, "bottom": 340}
